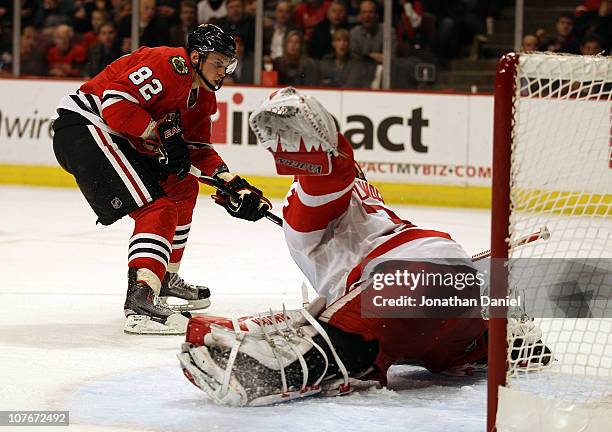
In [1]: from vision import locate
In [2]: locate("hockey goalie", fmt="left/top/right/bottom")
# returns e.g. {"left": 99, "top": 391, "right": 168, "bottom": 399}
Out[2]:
{"left": 176, "top": 88, "right": 549, "bottom": 406}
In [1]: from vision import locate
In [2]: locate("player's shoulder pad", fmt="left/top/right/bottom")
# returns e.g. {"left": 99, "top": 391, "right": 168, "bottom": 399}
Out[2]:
{"left": 139, "top": 46, "right": 192, "bottom": 83}
{"left": 161, "top": 46, "right": 192, "bottom": 78}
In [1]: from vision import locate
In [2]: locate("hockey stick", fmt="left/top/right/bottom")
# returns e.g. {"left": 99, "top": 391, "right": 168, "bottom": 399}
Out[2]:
{"left": 471, "top": 226, "right": 551, "bottom": 262}
{"left": 189, "top": 166, "right": 284, "bottom": 227}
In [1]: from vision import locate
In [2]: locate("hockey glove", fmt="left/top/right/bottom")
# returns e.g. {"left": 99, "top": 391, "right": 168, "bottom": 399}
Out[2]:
{"left": 156, "top": 112, "right": 191, "bottom": 180}
{"left": 212, "top": 172, "right": 272, "bottom": 222}
{"left": 249, "top": 87, "right": 338, "bottom": 176}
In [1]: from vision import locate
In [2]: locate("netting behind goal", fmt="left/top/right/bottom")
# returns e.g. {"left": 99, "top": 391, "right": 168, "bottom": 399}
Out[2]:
{"left": 489, "top": 53, "right": 612, "bottom": 432}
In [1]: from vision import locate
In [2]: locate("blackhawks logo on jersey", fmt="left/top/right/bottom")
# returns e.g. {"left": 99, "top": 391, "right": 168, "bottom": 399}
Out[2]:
{"left": 169, "top": 56, "right": 189, "bottom": 75}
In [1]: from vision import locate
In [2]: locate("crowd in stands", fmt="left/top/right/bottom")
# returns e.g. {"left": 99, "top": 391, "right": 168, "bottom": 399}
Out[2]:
{"left": 0, "top": 0, "right": 609, "bottom": 89}
{"left": 521, "top": 1, "right": 610, "bottom": 57}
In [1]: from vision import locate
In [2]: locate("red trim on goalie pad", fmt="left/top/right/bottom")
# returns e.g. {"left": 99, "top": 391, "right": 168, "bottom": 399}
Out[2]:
{"left": 186, "top": 316, "right": 245, "bottom": 346}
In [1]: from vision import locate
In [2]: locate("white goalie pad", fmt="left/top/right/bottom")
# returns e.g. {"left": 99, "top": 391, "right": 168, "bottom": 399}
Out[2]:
{"left": 249, "top": 87, "right": 338, "bottom": 154}
{"left": 177, "top": 301, "right": 360, "bottom": 406}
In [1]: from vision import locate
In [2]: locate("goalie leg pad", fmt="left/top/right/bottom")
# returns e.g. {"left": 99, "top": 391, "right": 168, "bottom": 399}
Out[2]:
{"left": 177, "top": 308, "right": 379, "bottom": 406}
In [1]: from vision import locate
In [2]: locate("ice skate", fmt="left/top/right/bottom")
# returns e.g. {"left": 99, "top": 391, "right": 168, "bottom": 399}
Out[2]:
{"left": 159, "top": 272, "right": 211, "bottom": 311}
{"left": 123, "top": 269, "right": 190, "bottom": 335}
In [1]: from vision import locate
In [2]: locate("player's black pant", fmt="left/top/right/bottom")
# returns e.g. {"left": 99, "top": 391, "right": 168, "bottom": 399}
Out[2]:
{"left": 52, "top": 110, "right": 165, "bottom": 225}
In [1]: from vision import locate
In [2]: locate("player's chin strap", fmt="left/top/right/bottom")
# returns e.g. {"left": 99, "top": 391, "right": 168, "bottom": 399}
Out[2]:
{"left": 218, "top": 306, "right": 350, "bottom": 398}
{"left": 192, "top": 53, "right": 223, "bottom": 92}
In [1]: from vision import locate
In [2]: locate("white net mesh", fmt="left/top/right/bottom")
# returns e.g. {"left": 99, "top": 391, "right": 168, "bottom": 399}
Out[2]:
{"left": 505, "top": 53, "right": 612, "bottom": 406}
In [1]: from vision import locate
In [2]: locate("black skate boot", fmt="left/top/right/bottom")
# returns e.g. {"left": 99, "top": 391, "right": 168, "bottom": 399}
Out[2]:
{"left": 123, "top": 268, "right": 191, "bottom": 335}
{"left": 159, "top": 272, "right": 211, "bottom": 311}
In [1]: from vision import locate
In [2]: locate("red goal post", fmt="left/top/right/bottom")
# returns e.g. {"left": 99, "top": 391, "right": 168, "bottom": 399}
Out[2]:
{"left": 487, "top": 52, "right": 612, "bottom": 431}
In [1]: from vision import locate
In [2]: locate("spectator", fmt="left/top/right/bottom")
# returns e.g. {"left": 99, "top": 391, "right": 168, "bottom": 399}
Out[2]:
{"left": 573, "top": 0, "right": 602, "bottom": 40}
{"left": 272, "top": 30, "right": 318, "bottom": 86}
{"left": 263, "top": 0, "right": 296, "bottom": 60}
{"left": 169, "top": 0, "right": 197, "bottom": 46}
{"left": 539, "top": 13, "right": 580, "bottom": 54}
{"left": 37, "top": 0, "right": 72, "bottom": 29}
{"left": 521, "top": 34, "right": 539, "bottom": 52}
{"left": 295, "top": 0, "right": 331, "bottom": 41}
{"left": 20, "top": 25, "right": 47, "bottom": 76}
{"left": 81, "top": 9, "right": 110, "bottom": 51}
{"left": 47, "top": 24, "right": 88, "bottom": 77}
{"left": 216, "top": 0, "right": 255, "bottom": 52}
{"left": 0, "top": 1, "right": 9, "bottom": 24}
{"left": 0, "top": 0, "right": 36, "bottom": 27}
{"left": 593, "top": 0, "right": 611, "bottom": 53}
{"left": 319, "top": 28, "right": 375, "bottom": 88}
{"left": 119, "top": 0, "right": 170, "bottom": 48}
{"left": 580, "top": 34, "right": 602, "bottom": 55}
{"left": 244, "top": 0, "right": 256, "bottom": 17}
{"left": 395, "top": 0, "right": 424, "bottom": 55}
{"left": 73, "top": 0, "right": 93, "bottom": 33}
{"left": 430, "top": 0, "right": 487, "bottom": 60}
{"left": 114, "top": 0, "right": 133, "bottom": 24}
{"left": 345, "top": 0, "right": 361, "bottom": 27}
{"left": 309, "top": 0, "right": 349, "bottom": 59}
{"left": 225, "top": 33, "right": 252, "bottom": 83}
{"left": 197, "top": 0, "right": 226, "bottom": 25}
{"left": 85, "top": 21, "right": 120, "bottom": 77}
{"left": 157, "top": 0, "right": 179, "bottom": 26}
{"left": 350, "top": 0, "right": 395, "bottom": 64}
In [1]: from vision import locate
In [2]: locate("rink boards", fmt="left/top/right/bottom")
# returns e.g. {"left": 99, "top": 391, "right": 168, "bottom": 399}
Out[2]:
{"left": 0, "top": 79, "right": 494, "bottom": 207}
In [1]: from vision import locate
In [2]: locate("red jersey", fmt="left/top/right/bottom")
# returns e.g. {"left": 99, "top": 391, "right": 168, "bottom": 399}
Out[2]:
{"left": 295, "top": 1, "right": 331, "bottom": 40}
{"left": 47, "top": 44, "right": 87, "bottom": 77}
{"left": 56, "top": 46, "right": 225, "bottom": 176}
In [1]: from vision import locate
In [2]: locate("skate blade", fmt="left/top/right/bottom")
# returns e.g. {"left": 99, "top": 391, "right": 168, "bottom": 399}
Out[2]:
{"left": 159, "top": 296, "right": 211, "bottom": 311}
{"left": 124, "top": 313, "right": 189, "bottom": 335}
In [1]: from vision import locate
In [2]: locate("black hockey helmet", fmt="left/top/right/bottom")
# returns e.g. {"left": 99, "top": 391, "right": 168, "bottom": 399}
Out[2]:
{"left": 187, "top": 24, "right": 237, "bottom": 90}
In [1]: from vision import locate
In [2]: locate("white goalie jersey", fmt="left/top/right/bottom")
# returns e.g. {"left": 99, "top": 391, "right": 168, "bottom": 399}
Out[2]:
{"left": 282, "top": 135, "right": 472, "bottom": 305}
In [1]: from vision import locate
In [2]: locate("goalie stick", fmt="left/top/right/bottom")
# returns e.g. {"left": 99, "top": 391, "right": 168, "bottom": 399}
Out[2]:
{"left": 471, "top": 226, "right": 551, "bottom": 262}
{"left": 189, "top": 166, "right": 284, "bottom": 226}
{"left": 190, "top": 162, "right": 551, "bottom": 260}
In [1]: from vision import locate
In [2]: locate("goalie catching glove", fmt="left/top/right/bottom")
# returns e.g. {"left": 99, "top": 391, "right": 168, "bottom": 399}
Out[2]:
{"left": 212, "top": 171, "right": 272, "bottom": 222}
{"left": 249, "top": 87, "right": 338, "bottom": 176}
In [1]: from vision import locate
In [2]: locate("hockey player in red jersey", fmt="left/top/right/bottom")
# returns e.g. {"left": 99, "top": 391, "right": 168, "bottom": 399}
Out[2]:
{"left": 52, "top": 24, "right": 271, "bottom": 335}
{"left": 175, "top": 88, "right": 502, "bottom": 405}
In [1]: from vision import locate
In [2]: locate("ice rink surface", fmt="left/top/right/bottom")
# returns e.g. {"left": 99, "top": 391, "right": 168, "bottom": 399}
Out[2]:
{"left": 0, "top": 185, "right": 492, "bottom": 432}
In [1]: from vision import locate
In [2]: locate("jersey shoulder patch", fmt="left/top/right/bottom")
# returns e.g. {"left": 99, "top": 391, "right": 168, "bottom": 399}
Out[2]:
{"left": 169, "top": 55, "right": 189, "bottom": 76}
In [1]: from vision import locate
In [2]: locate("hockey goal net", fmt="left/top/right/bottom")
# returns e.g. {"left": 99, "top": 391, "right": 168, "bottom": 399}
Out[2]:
{"left": 488, "top": 52, "right": 612, "bottom": 432}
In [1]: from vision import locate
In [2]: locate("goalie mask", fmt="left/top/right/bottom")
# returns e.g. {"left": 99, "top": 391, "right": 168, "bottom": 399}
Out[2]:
{"left": 248, "top": 87, "right": 339, "bottom": 176}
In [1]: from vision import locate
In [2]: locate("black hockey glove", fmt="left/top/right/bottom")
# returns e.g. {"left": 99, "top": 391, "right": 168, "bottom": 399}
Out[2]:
{"left": 212, "top": 173, "right": 272, "bottom": 222}
{"left": 156, "top": 112, "right": 190, "bottom": 180}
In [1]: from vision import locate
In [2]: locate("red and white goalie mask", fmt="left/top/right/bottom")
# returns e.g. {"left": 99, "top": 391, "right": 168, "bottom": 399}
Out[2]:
{"left": 248, "top": 87, "right": 338, "bottom": 175}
